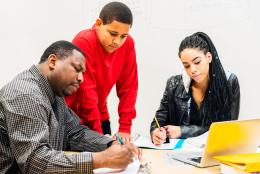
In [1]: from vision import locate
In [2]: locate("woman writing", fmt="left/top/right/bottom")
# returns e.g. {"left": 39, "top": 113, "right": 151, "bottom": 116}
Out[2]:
{"left": 151, "top": 32, "right": 240, "bottom": 145}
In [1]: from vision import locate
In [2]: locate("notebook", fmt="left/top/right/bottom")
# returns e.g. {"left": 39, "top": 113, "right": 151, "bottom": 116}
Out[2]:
{"left": 171, "top": 119, "right": 260, "bottom": 168}
{"left": 134, "top": 135, "right": 184, "bottom": 150}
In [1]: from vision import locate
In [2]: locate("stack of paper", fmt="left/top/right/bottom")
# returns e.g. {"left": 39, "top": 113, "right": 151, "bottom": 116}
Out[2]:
{"left": 214, "top": 153, "right": 260, "bottom": 174}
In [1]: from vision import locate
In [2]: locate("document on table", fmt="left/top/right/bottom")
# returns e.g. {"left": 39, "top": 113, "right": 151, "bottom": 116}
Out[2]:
{"left": 184, "top": 131, "right": 208, "bottom": 148}
{"left": 93, "top": 159, "right": 140, "bottom": 174}
{"left": 134, "top": 136, "right": 184, "bottom": 150}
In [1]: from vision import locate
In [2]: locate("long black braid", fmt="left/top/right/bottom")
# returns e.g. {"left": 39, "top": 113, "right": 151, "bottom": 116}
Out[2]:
{"left": 178, "top": 32, "right": 232, "bottom": 125}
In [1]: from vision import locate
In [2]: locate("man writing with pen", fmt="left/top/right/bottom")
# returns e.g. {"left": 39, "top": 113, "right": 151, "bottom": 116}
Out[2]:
{"left": 0, "top": 40, "right": 142, "bottom": 173}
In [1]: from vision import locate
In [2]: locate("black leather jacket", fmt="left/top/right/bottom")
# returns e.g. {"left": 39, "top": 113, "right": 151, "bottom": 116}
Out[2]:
{"left": 150, "top": 72, "right": 240, "bottom": 138}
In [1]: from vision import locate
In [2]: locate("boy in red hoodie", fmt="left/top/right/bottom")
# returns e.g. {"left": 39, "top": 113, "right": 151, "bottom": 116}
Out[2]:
{"left": 65, "top": 2, "right": 138, "bottom": 142}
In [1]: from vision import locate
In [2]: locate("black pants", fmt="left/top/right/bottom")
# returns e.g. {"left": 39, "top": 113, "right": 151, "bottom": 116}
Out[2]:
{"left": 101, "top": 120, "right": 111, "bottom": 135}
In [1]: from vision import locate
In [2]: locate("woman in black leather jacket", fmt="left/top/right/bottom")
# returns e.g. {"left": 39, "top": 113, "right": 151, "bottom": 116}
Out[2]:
{"left": 151, "top": 32, "right": 240, "bottom": 145}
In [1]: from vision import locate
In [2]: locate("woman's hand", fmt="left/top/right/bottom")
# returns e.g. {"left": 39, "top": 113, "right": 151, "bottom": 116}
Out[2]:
{"left": 164, "top": 125, "right": 181, "bottom": 139}
{"left": 151, "top": 128, "right": 167, "bottom": 145}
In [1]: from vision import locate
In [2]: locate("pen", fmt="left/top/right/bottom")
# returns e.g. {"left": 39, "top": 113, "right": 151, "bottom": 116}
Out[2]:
{"left": 115, "top": 133, "right": 125, "bottom": 145}
{"left": 154, "top": 116, "right": 161, "bottom": 129}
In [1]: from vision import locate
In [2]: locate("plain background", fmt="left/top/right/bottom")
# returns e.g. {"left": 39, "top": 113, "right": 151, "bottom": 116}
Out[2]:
{"left": 0, "top": 0, "right": 259, "bottom": 136}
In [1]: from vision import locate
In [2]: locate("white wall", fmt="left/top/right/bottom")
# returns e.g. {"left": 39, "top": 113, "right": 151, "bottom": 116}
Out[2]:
{"left": 1, "top": 0, "right": 259, "bottom": 136}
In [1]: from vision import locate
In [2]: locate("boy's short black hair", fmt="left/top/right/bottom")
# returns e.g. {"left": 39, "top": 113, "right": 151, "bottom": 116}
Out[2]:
{"left": 99, "top": 1, "right": 133, "bottom": 26}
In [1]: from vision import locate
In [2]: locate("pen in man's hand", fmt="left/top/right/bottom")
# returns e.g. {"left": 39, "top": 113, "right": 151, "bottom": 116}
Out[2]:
{"left": 115, "top": 133, "right": 125, "bottom": 145}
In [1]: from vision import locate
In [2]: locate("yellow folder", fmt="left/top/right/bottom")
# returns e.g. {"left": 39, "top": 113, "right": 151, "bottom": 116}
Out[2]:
{"left": 214, "top": 153, "right": 260, "bottom": 173}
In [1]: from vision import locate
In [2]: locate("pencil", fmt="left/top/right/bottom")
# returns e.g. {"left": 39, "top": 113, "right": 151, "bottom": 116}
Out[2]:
{"left": 154, "top": 116, "right": 161, "bottom": 129}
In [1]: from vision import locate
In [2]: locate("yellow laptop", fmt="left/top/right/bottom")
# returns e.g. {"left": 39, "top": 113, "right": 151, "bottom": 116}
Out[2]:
{"left": 171, "top": 119, "right": 260, "bottom": 167}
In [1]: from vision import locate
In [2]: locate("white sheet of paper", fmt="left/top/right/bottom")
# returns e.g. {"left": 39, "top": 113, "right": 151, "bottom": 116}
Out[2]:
{"left": 93, "top": 159, "right": 140, "bottom": 174}
{"left": 134, "top": 136, "right": 180, "bottom": 150}
{"left": 184, "top": 131, "right": 209, "bottom": 148}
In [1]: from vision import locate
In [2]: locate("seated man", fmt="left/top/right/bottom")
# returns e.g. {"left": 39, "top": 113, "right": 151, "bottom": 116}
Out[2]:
{"left": 0, "top": 40, "right": 140, "bottom": 173}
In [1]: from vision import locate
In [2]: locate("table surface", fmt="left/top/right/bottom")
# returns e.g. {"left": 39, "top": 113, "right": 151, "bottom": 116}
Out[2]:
{"left": 142, "top": 148, "right": 221, "bottom": 174}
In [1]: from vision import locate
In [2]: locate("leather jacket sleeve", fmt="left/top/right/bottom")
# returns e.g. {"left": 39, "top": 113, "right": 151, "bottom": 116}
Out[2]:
{"left": 180, "top": 125, "right": 208, "bottom": 138}
{"left": 150, "top": 78, "right": 171, "bottom": 133}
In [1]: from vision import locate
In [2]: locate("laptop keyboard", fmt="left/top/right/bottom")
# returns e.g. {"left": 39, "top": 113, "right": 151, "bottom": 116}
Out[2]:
{"left": 189, "top": 157, "right": 202, "bottom": 163}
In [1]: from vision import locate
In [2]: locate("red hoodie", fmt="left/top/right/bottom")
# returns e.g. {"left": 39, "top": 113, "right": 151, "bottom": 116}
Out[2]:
{"left": 65, "top": 28, "right": 138, "bottom": 134}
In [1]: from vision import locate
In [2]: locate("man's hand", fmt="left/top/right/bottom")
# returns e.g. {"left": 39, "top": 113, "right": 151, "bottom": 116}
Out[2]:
{"left": 164, "top": 125, "right": 181, "bottom": 139}
{"left": 113, "top": 132, "right": 131, "bottom": 143}
{"left": 124, "top": 141, "right": 142, "bottom": 160}
{"left": 92, "top": 142, "right": 133, "bottom": 169}
{"left": 151, "top": 127, "right": 167, "bottom": 145}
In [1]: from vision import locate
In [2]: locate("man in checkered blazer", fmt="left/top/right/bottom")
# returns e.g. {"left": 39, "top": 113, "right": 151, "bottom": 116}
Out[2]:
{"left": 0, "top": 40, "right": 140, "bottom": 173}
